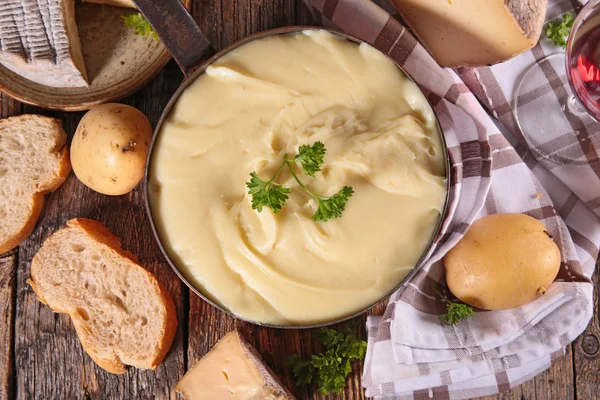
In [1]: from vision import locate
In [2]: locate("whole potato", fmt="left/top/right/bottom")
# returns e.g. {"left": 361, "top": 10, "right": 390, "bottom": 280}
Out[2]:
{"left": 71, "top": 103, "right": 153, "bottom": 195}
{"left": 443, "top": 213, "right": 561, "bottom": 310}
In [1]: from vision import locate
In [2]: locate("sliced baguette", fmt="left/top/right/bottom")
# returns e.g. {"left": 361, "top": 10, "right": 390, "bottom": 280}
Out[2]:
{"left": 0, "top": 115, "right": 71, "bottom": 254}
{"left": 28, "top": 218, "right": 178, "bottom": 374}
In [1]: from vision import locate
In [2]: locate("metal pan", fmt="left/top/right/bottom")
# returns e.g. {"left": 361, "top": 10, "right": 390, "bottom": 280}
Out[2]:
{"left": 135, "top": 0, "right": 451, "bottom": 329}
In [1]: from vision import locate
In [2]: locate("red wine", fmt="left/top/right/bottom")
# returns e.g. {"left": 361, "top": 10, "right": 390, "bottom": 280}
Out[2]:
{"left": 568, "top": 13, "right": 600, "bottom": 116}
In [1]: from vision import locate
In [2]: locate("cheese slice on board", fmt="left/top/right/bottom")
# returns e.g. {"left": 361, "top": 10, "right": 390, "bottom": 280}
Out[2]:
{"left": 389, "top": 0, "right": 548, "bottom": 67}
{"left": 176, "top": 331, "right": 296, "bottom": 400}
{"left": 81, "top": 0, "right": 136, "bottom": 9}
{"left": 0, "top": 0, "right": 88, "bottom": 87}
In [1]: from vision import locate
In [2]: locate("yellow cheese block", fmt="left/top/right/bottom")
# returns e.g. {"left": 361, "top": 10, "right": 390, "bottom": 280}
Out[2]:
{"left": 81, "top": 0, "right": 136, "bottom": 8}
{"left": 176, "top": 331, "right": 295, "bottom": 400}
{"left": 390, "top": 0, "right": 548, "bottom": 67}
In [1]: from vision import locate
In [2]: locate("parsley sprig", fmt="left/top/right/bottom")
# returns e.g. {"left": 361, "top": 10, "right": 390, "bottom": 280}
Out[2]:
{"left": 122, "top": 13, "right": 158, "bottom": 40}
{"left": 436, "top": 288, "right": 475, "bottom": 326}
{"left": 286, "top": 326, "right": 367, "bottom": 395}
{"left": 545, "top": 12, "right": 575, "bottom": 48}
{"left": 295, "top": 142, "right": 326, "bottom": 177}
{"left": 247, "top": 170, "right": 291, "bottom": 213}
{"left": 246, "top": 142, "right": 354, "bottom": 222}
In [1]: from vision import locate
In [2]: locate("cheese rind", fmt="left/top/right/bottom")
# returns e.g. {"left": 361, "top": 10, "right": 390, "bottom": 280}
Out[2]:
{"left": 390, "top": 0, "right": 548, "bottom": 67}
{"left": 176, "top": 331, "right": 295, "bottom": 400}
{"left": 0, "top": 0, "right": 88, "bottom": 87}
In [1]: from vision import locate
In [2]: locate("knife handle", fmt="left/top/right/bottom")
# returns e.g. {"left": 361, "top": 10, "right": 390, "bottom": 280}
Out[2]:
{"left": 132, "top": 0, "right": 213, "bottom": 78}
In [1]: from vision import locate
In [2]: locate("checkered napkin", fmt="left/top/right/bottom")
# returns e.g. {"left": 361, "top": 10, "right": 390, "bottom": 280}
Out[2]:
{"left": 303, "top": 0, "right": 600, "bottom": 398}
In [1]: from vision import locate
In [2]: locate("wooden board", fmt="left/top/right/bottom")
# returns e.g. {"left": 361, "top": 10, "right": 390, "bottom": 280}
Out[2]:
{"left": 0, "top": 1, "right": 192, "bottom": 111}
{"left": 0, "top": 250, "right": 16, "bottom": 400}
{"left": 573, "top": 268, "right": 600, "bottom": 400}
{"left": 0, "top": 1, "right": 598, "bottom": 399}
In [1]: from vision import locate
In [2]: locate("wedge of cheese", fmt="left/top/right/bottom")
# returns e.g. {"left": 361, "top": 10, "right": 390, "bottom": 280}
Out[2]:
{"left": 176, "top": 331, "right": 296, "bottom": 400}
{"left": 390, "top": 0, "right": 548, "bottom": 67}
{"left": 0, "top": 0, "right": 88, "bottom": 87}
{"left": 81, "top": 0, "right": 136, "bottom": 9}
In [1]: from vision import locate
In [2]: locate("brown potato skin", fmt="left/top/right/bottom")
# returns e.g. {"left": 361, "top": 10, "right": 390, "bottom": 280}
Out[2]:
{"left": 443, "top": 213, "right": 561, "bottom": 310}
{"left": 71, "top": 103, "right": 153, "bottom": 196}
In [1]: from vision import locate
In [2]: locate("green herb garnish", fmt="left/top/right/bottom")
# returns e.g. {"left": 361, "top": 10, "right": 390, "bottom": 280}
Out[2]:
{"left": 286, "top": 326, "right": 367, "bottom": 395}
{"left": 122, "top": 13, "right": 158, "bottom": 40}
{"left": 246, "top": 142, "right": 354, "bottom": 222}
{"left": 246, "top": 171, "right": 291, "bottom": 213}
{"left": 439, "top": 302, "right": 475, "bottom": 325}
{"left": 311, "top": 185, "right": 354, "bottom": 222}
{"left": 437, "top": 288, "right": 475, "bottom": 325}
{"left": 545, "top": 12, "right": 575, "bottom": 48}
{"left": 294, "top": 142, "right": 326, "bottom": 177}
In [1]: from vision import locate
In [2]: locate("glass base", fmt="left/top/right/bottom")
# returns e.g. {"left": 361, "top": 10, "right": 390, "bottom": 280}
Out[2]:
{"left": 514, "top": 53, "right": 600, "bottom": 165}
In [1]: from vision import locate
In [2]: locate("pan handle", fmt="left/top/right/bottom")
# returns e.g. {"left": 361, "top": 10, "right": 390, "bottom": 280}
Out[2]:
{"left": 132, "top": 0, "right": 212, "bottom": 78}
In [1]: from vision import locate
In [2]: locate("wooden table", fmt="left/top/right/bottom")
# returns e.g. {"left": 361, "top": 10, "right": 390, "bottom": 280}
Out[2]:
{"left": 0, "top": 1, "right": 599, "bottom": 399}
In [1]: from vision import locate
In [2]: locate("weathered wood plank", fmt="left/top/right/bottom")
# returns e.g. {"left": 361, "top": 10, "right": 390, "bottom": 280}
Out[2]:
{"left": 0, "top": 93, "right": 22, "bottom": 118}
{"left": 573, "top": 267, "right": 600, "bottom": 399}
{"left": 0, "top": 251, "right": 17, "bottom": 400}
{"left": 4, "top": 2, "right": 597, "bottom": 400}
{"left": 182, "top": 2, "right": 369, "bottom": 400}
{"left": 187, "top": 295, "right": 237, "bottom": 368}
{"left": 532, "top": 345, "right": 574, "bottom": 400}
{"left": 0, "top": 93, "right": 22, "bottom": 400}
{"left": 12, "top": 61, "right": 186, "bottom": 400}
{"left": 14, "top": 142, "right": 87, "bottom": 399}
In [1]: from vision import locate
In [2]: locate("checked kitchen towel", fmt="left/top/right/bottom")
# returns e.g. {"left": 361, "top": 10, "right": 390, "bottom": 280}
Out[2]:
{"left": 304, "top": 0, "right": 600, "bottom": 399}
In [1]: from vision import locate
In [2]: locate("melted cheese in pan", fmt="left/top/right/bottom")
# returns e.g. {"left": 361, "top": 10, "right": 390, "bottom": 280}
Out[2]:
{"left": 149, "top": 30, "right": 446, "bottom": 325}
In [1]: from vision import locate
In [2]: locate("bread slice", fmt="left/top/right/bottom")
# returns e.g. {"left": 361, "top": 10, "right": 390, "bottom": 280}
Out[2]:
{"left": 28, "top": 218, "right": 178, "bottom": 374}
{"left": 176, "top": 331, "right": 296, "bottom": 400}
{"left": 0, "top": 115, "right": 71, "bottom": 254}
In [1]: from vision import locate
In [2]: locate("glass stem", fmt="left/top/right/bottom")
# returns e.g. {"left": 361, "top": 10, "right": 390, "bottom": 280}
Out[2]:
{"left": 566, "top": 95, "right": 589, "bottom": 116}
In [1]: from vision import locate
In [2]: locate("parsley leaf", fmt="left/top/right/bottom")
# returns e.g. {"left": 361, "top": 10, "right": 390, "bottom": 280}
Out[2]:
{"left": 294, "top": 141, "right": 326, "bottom": 177}
{"left": 313, "top": 186, "right": 354, "bottom": 222}
{"left": 122, "top": 13, "right": 158, "bottom": 40}
{"left": 436, "top": 288, "right": 475, "bottom": 325}
{"left": 545, "top": 12, "right": 575, "bottom": 48}
{"left": 286, "top": 326, "right": 367, "bottom": 395}
{"left": 439, "top": 302, "right": 475, "bottom": 325}
{"left": 285, "top": 356, "right": 314, "bottom": 386}
{"left": 246, "top": 142, "right": 353, "bottom": 221}
{"left": 246, "top": 172, "right": 291, "bottom": 213}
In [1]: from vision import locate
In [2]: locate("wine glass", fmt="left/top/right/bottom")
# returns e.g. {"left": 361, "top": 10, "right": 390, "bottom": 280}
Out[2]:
{"left": 514, "top": 0, "right": 600, "bottom": 165}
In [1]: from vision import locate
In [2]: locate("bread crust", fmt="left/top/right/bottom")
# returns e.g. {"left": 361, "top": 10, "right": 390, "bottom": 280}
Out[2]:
{"left": 0, "top": 115, "right": 71, "bottom": 254}
{"left": 69, "top": 219, "right": 179, "bottom": 373}
{"left": 28, "top": 218, "right": 178, "bottom": 374}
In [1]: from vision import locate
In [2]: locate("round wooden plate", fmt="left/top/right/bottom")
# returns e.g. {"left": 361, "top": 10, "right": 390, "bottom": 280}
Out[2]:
{"left": 0, "top": 1, "right": 191, "bottom": 112}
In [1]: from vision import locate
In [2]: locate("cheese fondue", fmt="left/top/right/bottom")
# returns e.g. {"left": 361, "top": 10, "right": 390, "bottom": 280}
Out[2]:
{"left": 149, "top": 30, "right": 446, "bottom": 325}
